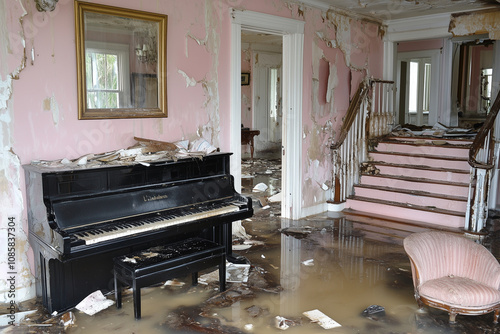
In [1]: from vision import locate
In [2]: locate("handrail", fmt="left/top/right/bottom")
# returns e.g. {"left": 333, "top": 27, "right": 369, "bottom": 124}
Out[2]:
{"left": 330, "top": 79, "right": 370, "bottom": 150}
{"left": 330, "top": 78, "right": 394, "bottom": 150}
{"left": 468, "top": 90, "right": 500, "bottom": 169}
{"left": 330, "top": 78, "right": 394, "bottom": 204}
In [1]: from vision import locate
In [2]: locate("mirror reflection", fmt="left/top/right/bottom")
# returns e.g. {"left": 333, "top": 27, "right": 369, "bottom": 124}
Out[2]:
{"left": 75, "top": 2, "right": 167, "bottom": 119}
{"left": 457, "top": 40, "right": 494, "bottom": 115}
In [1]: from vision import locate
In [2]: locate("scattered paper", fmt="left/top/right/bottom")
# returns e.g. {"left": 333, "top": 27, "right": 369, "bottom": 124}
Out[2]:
{"left": 163, "top": 279, "right": 185, "bottom": 287}
{"left": 60, "top": 311, "right": 76, "bottom": 330}
{"left": 226, "top": 263, "right": 251, "bottom": 283}
{"left": 268, "top": 192, "right": 282, "bottom": 202}
{"left": 75, "top": 290, "right": 114, "bottom": 316}
{"left": 232, "top": 244, "right": 253, "bottom": 251}
{"left": 302, "top": 259, "right": 314, "bottom": 266}
{"left": 253, "top": 183, "right": 268, "bottom": 192}
{"left": 275, "top": 316, "right": 290, "bottom": 330}
{"left": 303, "top": 309, "right": 341, "bottom": 329}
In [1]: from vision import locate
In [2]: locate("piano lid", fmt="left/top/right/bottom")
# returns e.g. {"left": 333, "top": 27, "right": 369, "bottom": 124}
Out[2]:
{"left": 52, "top": 175, "right": 237, "bottom": 231}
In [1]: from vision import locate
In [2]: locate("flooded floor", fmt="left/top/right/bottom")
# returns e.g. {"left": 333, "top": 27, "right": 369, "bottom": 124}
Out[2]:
{"left": 4, "top": 158, "right": 500, "bottom": 333}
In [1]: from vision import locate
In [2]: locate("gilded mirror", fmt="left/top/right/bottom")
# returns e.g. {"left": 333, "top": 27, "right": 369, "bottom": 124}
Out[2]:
{"left": 75, "top": 1, "right": 168, "bottom": 119}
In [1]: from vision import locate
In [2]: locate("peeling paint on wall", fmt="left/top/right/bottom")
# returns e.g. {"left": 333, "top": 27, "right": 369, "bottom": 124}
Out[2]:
{"left": 449, "top": 10, "right": 500, "bottom": 39}
{"left": 178, "top": 69, "right": 197, "bottom": 88}
{"left": 42, "top": 95, "right": 60, "bottom": 126}
{"left": 0, "top": 0, "right": 37, "bottom": 304}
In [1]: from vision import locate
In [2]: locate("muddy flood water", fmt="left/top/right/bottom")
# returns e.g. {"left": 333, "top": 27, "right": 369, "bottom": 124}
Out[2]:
{"left": 3, "top": 158, "right": 500, "bottom": 333}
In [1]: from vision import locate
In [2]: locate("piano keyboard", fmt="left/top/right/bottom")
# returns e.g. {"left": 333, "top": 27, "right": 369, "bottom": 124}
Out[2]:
{"left": 73, "top": 203, "right": 241, "bottom": 245}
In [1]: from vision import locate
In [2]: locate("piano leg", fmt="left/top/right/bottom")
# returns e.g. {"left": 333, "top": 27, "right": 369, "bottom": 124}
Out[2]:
{"left": 133, "top": 280, "right": 142, "bottom": 319}
{"left": 222, "top": 222, "right": 248, "bottom": 264}
{"left": 114, "top": 272, "right": 122, "bottom": 309}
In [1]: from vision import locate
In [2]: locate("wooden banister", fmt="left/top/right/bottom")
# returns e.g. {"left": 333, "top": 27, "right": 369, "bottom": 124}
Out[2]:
{"left": 468, "top": 91, "right": 500, "bottom": 169}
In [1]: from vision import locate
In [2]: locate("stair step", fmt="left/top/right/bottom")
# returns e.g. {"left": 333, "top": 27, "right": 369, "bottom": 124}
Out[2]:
{"left": 385, "top": 135, "right": 474, "bottom": 146}
{"left": 360, "top": 174, "right": 470, "bottom": 197}
{"left": 368, "top": 151, "right": 470, "bottom": 170}
{"left": 353, "top": 184, "right": 468, "bottom": 212}
{"left": 375, "top": 141, "right": 469, "bottom": 158}
{"left": 341, "top": 209, "right": 458, "bottom": 245}
{"left": 343, "top": 208, "right": 464, "bottom": 234}
{"left": 369, "top": 162, "right": 470, "bottom": 183}
{"left": 345, "top": 196, "right": 465, "bottom": 228}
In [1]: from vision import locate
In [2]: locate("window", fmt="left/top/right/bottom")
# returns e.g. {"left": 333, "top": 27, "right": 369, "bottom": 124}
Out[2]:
{"left": 408, "top": 58, "right": 431, "bottom": 115}
{"left": 85, "top": 42, "right": 130, "bottom": 109}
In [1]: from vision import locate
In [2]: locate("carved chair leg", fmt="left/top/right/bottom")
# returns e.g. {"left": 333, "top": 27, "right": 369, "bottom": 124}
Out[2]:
{"left": 494, "top": 309, "right": 499, "bottom": 324}
{"left": 449, "top": 311, "right": 457, "bottom": 324}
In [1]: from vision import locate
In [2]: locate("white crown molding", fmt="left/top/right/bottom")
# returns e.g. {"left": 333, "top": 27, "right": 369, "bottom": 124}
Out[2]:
{"left": 385, "top": 12, "right": 452, "bottom": 42}
{"left": 232, "top": 9, "right": 304, "bottom": 35}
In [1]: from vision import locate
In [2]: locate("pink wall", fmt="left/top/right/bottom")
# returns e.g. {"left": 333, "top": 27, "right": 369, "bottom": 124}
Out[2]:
{"left": 0, "top": 0, "right": 384, "bottom": 301}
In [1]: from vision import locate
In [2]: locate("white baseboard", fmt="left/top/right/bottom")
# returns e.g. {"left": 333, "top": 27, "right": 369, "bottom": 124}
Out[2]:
{"left": 327, "top": 202, "right": 345, "bottom": 212}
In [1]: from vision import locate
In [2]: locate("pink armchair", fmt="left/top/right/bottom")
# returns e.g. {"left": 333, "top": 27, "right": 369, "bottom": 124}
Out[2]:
{"left": 404, "top": 231, "right": 500, "bottom": 323}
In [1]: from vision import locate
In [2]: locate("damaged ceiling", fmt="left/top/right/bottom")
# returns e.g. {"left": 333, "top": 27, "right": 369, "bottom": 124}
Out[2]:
{"left": 301, "top": 0, "right": 500, "bottom": 21}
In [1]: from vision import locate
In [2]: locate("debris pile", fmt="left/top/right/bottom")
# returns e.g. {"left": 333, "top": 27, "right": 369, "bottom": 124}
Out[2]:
{"left": 31, "top": 136, "right": 218, "bottom": 168}
{"left": 391, "top": 123, "right": 476, "bottom": 138}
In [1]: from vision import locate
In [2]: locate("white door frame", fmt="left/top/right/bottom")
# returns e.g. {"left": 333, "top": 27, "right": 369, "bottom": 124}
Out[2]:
{"left": 230, "top": 10, "right": 304, "bottom": 219}
{"left": 396, "top": 49, "right": 441, "bottom": 126}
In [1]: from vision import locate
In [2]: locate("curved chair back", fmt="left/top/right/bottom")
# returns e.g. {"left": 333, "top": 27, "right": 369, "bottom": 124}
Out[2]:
{"left": 403, "top": 231, "right": 500, "bottom": 289}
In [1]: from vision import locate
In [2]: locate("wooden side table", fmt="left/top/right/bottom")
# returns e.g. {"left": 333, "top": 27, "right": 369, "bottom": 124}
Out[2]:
{"left": 241, "top": 129, "right": 260, "bottom": 159}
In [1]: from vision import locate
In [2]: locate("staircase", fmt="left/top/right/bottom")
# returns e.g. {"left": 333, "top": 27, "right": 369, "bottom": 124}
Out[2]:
{"left": 344, "top": 136, "right": 474, "bottom": 230}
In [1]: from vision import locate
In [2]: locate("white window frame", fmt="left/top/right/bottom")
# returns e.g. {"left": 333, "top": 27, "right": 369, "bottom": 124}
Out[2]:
{"left": 85, "top": 41, "right": 131, "bottom": 109}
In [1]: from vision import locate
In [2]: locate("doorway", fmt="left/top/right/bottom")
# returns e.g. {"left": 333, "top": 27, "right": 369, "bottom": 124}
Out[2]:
{"left": 230, "top": 10, "right": 304, "bottom": 219}
{"left": 397, "top": 50, "right": 440, "bottom": 127}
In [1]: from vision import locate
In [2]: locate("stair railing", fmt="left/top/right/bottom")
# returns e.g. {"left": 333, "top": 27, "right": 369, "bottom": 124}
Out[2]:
{"left": 330, "top": 78, "right": 395, "bottom": 203}
{"left": 466, "top": 91, "right": 500, "bottom": 233}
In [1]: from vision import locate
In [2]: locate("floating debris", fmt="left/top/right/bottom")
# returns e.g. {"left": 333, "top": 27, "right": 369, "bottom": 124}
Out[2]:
{"left": 268, "top": 192, "right": 281, "bottom": 202}
{"left": 303, "top": 309, "right": 341, "bottom": 329}
{"left": 274, "top": 316, "right": 302, "bottom": 330}
{"left": 301, "top": 259, "right": 314, "bottom": 266}
{"left": 253, "top": 183, "right": 268, "bottom": 192}
{"left": 75, "top": 290, "right": 114, "bottom": 316}
{"left": 227, "top": 263, "right": 251, "bottom": 283}
{"left": 163, "top": 279, "right": 186, "bottom": 287}
{"left": 60, "top": 311, "right": 75, "bottom": 330}
{"left": 280, "top": 226, "right": 312, "bottom": 239}
{"left": 362, "top": 305, "right": 386, "bottom": 318}
{"left": 245, "top": 305, "right": 269, "bottom": 318}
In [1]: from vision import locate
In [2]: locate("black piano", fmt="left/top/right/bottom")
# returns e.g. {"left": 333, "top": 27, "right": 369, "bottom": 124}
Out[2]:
{"left": 24, "top": 152, "right": 252, "bottom": 313}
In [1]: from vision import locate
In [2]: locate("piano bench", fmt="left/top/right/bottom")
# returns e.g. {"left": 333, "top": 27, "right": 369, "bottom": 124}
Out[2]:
{"left": 113, "top": 237, "right": 226, "bottom": 319}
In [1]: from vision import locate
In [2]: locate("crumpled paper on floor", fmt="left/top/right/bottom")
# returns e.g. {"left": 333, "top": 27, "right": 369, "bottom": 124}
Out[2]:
{"left": 75, "top": 290, "right": 114, "bottom": 316}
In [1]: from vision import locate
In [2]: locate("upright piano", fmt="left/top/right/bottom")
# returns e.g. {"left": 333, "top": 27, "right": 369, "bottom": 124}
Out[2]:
{"left": 24, "top": 152, "right": 253, "bottom": 313}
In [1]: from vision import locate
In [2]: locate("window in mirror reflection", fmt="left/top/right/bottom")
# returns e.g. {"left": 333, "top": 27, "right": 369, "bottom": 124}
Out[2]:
{"left": 86, "top": 42, "right": 131, "bottom": 109}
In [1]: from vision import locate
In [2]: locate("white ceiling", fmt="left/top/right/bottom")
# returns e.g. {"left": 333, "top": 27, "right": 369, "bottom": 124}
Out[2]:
{"left": 300, "top": 0, "right": 500, "bottom": 22}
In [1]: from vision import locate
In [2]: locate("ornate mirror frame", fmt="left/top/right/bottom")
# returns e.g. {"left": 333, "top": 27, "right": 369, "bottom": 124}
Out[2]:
{"left": 75, "top": 1, "right": 168, "bottom": 119}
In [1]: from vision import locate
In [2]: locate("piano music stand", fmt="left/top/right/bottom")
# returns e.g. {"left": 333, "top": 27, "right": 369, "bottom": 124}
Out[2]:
{"left": 114, "top": 238, "right": 226, "bottom": 319}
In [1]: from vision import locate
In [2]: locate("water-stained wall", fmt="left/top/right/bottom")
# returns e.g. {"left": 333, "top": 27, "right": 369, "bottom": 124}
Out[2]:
{"left": 0, "top": 0, "right": 385, "bottom": 304}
